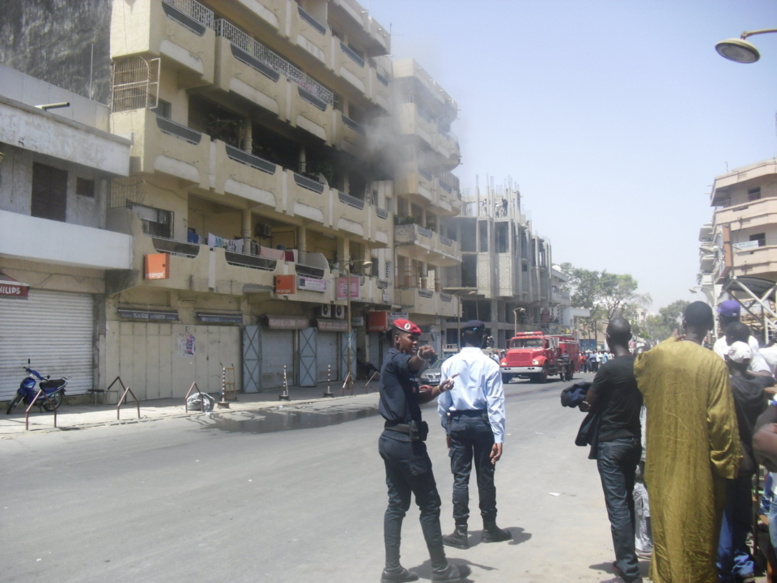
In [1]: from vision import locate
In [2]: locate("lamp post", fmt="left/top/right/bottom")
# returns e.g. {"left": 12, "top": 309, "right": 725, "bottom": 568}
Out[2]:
{"left": 716, "top": 28, "right": 777, "bottom": 63}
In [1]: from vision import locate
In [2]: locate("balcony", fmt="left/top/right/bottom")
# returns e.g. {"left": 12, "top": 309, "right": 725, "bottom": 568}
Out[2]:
{"left": 730, "top": 244, "right": 777, "bottom": 281}
{"left": 287, "top": 4, "right": 332, "bottom": 67}
{"left": 112, "top": 109, "right": 211, "bottom": 189}
{"left": 110, "top": 0, "right": 216, "bottom": 88}
{"left": 333, "top": 111, "right": 366, "bottom": 155}
{"left": 397, "top": 288, "right": 457, "bottom": 318}
{"left": 715, "top": 197, "right": 777, "bottom": 233}
{"left": 394, "top": 167, "right": 434, "bottom": 204}
{"left": 368, "top": 65, "right": 391, "bottom": 110}
{"left": 394, "top": 223, "right": 461, "bottom": 266}
{"left": 110, "top": 209, "right": 340, "bottom": 301}
{"left": 213, "top": 34, "right": 288, "bottom": 121}
{"left": 333, "top": 40, "right": 368, "bottom": 93}
{"left": 214, "top": 19, "right": 336, "bottom": 142}
{"left": 352, "top": 276, "right": 394, "bottom": 307}
{"left": 328, "top": 0, "right": 391, "bottom": 57}
{"left": 0, "top": 210, "right": 132, "bottom": 271}
{"left": 214, "top": 142, "right": 284, "bottom": 209}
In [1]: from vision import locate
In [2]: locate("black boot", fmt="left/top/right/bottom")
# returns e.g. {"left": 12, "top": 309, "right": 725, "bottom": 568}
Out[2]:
{"left": 442, "top": 524, "right": 468, "bottom": 549}
{"left": 431, "top": 561, "right": 471, "bottom": 582}
{"left": 380, "top": 565, "right": 419, "bottom": 582}
{"left": 481, "top": 521, "right": 511, "bottom": 543}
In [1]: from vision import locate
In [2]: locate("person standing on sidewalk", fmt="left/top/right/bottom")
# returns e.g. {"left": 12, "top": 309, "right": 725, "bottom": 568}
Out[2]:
{"left": 378, "top": 318, "right": 469, "bottom": 583}
{"left": 634, "top": 302, "right": 742, "bottom": 583}
{"left": 579, "top": 318, "right": 643, "bottom": 583}
{"left": 438, "top": 320, "right": 511, "bottom": 549}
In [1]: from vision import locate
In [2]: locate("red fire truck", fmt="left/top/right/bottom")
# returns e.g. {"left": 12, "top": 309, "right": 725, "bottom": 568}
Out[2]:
{"left": 499, "top": 331, "right": 579, "bottom": 383}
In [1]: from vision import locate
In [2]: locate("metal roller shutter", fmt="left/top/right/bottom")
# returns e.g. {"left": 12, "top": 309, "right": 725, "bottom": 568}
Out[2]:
{"left": 316, "top": 331, "right": 339, "bottom": 382}
{"left": 0, "top": 290, "right": 93, "bottom": 400}
{"left": 260, "top": 329, "right": 294, "bottom": 389}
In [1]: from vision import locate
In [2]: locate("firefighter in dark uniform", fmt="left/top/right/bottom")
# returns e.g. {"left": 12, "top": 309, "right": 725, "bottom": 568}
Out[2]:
{"left": 378, "top": 318, "right": 470, "bottom": 583}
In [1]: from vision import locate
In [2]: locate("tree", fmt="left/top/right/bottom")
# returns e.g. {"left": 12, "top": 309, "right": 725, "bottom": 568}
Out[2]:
{"left": 641, "top": 300, "right": 689, "bottom": 343}
{"left": 559, "top": 263, "right": 649, "bottom": 340}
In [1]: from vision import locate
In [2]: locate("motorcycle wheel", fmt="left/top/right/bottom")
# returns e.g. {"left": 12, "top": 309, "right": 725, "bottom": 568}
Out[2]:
{"left": 6, "top": 394, "right": 23, "bottom": 415}
{"left": 42, "top": 391, "right": 64, "bottom": 412}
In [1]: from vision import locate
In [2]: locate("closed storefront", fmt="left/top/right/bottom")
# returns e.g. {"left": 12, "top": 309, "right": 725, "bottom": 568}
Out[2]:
{"left": 0, "top": 290, "right": 94, "bottom": 400}
{"left": 261, "top": 329, "right": 294, "bottom": 389}
{"left": 316, "top": 331, "right": 339, "bottom": 382}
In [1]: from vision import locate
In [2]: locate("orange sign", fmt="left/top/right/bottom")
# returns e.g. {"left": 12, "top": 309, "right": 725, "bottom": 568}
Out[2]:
{"left": 275, "top": 274, "right": 296, "bottom": 295}
{"left": 144, "top": 253, "right": 169, "bottom": 280}
{"left": 367, "top": 311, "right": 389, "bottom": 332}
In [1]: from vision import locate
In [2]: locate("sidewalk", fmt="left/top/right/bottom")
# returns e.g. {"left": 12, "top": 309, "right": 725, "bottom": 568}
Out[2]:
{"left": 0, "top": 379, "right": 381, "bottom": 436}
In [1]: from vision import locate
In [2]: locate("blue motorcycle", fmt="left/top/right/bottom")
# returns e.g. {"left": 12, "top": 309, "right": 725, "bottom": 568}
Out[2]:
{"left": 6, "top": 361, "right": 69, "bottom": 414}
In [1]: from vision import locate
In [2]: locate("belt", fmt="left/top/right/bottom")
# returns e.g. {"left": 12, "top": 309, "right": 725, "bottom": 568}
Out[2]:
{"left": 384, "top": 421, "right": 412, "bottom": 433}
{"left": 449, "top": 409, "right": 487, "bottom": 417}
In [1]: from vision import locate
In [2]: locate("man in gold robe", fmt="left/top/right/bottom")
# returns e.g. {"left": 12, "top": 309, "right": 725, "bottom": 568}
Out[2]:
{"left": 634, "top": 301, "right": 742, "bottom": 583}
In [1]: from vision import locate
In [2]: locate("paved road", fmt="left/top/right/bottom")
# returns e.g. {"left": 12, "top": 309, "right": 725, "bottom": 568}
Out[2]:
{"left": 1, "top": 373, "right": 654, "bottom": 582}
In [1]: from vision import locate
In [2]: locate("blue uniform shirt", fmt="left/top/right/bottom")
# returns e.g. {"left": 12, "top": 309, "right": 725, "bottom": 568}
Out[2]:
{"left": 439, "top": 347, "right": 506, "bottom": 443}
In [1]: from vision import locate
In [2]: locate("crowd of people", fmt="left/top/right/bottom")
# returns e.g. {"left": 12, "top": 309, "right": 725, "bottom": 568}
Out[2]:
{"left": 375, "top": 299, "right": 777, "bottom": 583}
{"left": 573, "top": 299, "right": 777, "bottom": 583}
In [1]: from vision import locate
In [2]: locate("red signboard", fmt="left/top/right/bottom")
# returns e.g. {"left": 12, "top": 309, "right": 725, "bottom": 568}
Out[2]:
{"left": 336, "top": 276, "right": 360, "bottom": 300}
{"left": 0, "top": 273, "right": 29, "bottom": 299}
{"left": 144, "top": 253, "right": 170, "bottom": 280}
{"left": 275, "top": 275, "right": 297, "bottom": 295}
{"left": 367, "top": 311, "right": 389, "bottom": 332}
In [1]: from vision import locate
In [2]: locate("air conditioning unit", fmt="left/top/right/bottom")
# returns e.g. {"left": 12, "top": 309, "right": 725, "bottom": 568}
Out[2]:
{"left": 333, "top": 304, "right": 345, "bottom": 319}
{"left": 315, "top": 305, "right": 332, "bottom": 318}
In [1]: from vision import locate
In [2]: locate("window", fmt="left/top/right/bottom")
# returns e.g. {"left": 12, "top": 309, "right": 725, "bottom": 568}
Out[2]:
{"left": 748, "top": 187, "right": 761, "bottom": 201}
{"left": 750, "top": 233, "right": 766, "bottom": 247}
{"left": 76, "top": 177, "right": 95, "bottom": 198}
{"left": 32, "top": 162, "right": 67, "bottom": 221}
{"left": 130, "top": 202, "right": 172, "bottom": 238}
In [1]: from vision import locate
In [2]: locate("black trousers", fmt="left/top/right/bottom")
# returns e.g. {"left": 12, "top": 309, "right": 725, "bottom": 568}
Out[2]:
{"left": 379, "top": 431, "right": 446, "bottom": 569}
{"left": 448, "top": 411, "right": 497, "bottom": 526}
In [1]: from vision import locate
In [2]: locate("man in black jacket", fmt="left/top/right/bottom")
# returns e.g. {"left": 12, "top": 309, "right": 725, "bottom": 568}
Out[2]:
{"left": 580, "top": 318, "right": 643, "bottom": 583}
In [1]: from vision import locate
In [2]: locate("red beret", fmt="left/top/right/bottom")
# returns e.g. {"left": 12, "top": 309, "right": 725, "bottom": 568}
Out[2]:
{"left": 392, "top": 318, "right": 421, "bottom": 335}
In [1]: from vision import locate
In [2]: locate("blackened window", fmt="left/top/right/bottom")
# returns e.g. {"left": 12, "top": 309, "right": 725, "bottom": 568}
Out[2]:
{"left": 76, "top": 177, "right": 95, "bottom": 198}
{"left": 32, "top": 162, "right": 67, "bottom": 221}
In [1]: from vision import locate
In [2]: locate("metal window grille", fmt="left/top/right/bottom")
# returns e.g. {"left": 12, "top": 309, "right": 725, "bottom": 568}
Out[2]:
{"left": 162, "top": 0, "right": 215, "bottom": 29}
{"left": 215, "top": 19, "right": 333, "bottom": 105}
{"left": 110, "top": 176, "right": 147, "bottom": 208}
{"left": 111, "top": 56, "right": 160, "bottom": 113}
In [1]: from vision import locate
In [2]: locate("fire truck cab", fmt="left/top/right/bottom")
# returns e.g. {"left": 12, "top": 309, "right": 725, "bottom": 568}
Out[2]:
{"left": 500, "top": 331, "right": 579, "bottom": 383}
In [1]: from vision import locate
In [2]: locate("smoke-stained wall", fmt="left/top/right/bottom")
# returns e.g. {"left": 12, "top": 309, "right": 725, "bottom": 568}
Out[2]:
{"left": 0, "top": 0, "right": 112, "bottom": 104}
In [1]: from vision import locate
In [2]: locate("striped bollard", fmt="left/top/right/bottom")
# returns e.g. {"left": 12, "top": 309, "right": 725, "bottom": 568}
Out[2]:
{"left": 278, "top": 365, "right": 290, "bottom": 401}
{"left": 323, "top": 364, "right": 334, "bottom": 397}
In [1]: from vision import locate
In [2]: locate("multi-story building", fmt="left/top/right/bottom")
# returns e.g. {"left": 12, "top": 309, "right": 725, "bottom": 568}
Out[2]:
{"left": 700, "top": 157, "right": 777, "bottom": 340}
{"left": 0, "top": 65, "right": 132, "bottom": 401}
{"left": 391, "top": 59, "right": 462, "bottom": 348}
{"left": 0, "top": 0, "right": 464, "bottom": 400}
{"left": 444, "top": 183, "right": 553, "bottom": 348}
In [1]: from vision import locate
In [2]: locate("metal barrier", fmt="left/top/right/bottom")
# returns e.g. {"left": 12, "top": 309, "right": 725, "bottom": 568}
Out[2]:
{"left": 278, "top": 366, "right": 290, "bottom": 401}
{"left": 116, "top": 384, "right": 141, "bottom": 421}
{"left": 24, "top": 389, "right": 58, "bottom": 431}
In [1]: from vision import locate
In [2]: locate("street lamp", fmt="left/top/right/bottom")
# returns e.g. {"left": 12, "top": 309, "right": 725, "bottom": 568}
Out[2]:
{"left": 345, "top": 259, "right": 372, "bottom": 390}
{"left": 716, "top": 29, "right": 777, "bottom": 63}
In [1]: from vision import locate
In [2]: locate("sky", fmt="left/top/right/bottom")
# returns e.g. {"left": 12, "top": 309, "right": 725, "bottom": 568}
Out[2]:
{"left": 364, "top": 0, "right": 777, "bottom": 311}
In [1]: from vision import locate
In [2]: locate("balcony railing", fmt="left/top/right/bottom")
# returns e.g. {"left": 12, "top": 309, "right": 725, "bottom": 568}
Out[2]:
{"left": 340, "top": 41, "right": 365, "bottom": 67}
{"left": 298, "top": 6, "right": 327, "bottom": 35}
{"left": 152, "top": 237, "right": 200, "bottom": 258}
{"left": 225, "top": 144, "right": 276, "bottom": 175}
{"left": 342, "top": 115, "right": 365, "bottom": 135}
{"left": 215, "top": 19, "right": 333, "bottom": 106}
{"left": 294, "top": 173, "right": 325, "bottom": 194}
{"left": 338, "top": 191, "right": 365, "bottom": 209}
{"left": 225, "top": 251, "right": 277, "bottom": 271}
{"left": 162, "top": 0, "right": 214, "bottom": 34}
{"left": 156, "top": 116, "right": 202, "bottom": 144}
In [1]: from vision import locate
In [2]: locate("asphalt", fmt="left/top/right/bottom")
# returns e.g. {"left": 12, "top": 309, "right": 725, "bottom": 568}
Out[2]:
{"left": 0, "top": 378, "right": 381, "bottom": 435}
